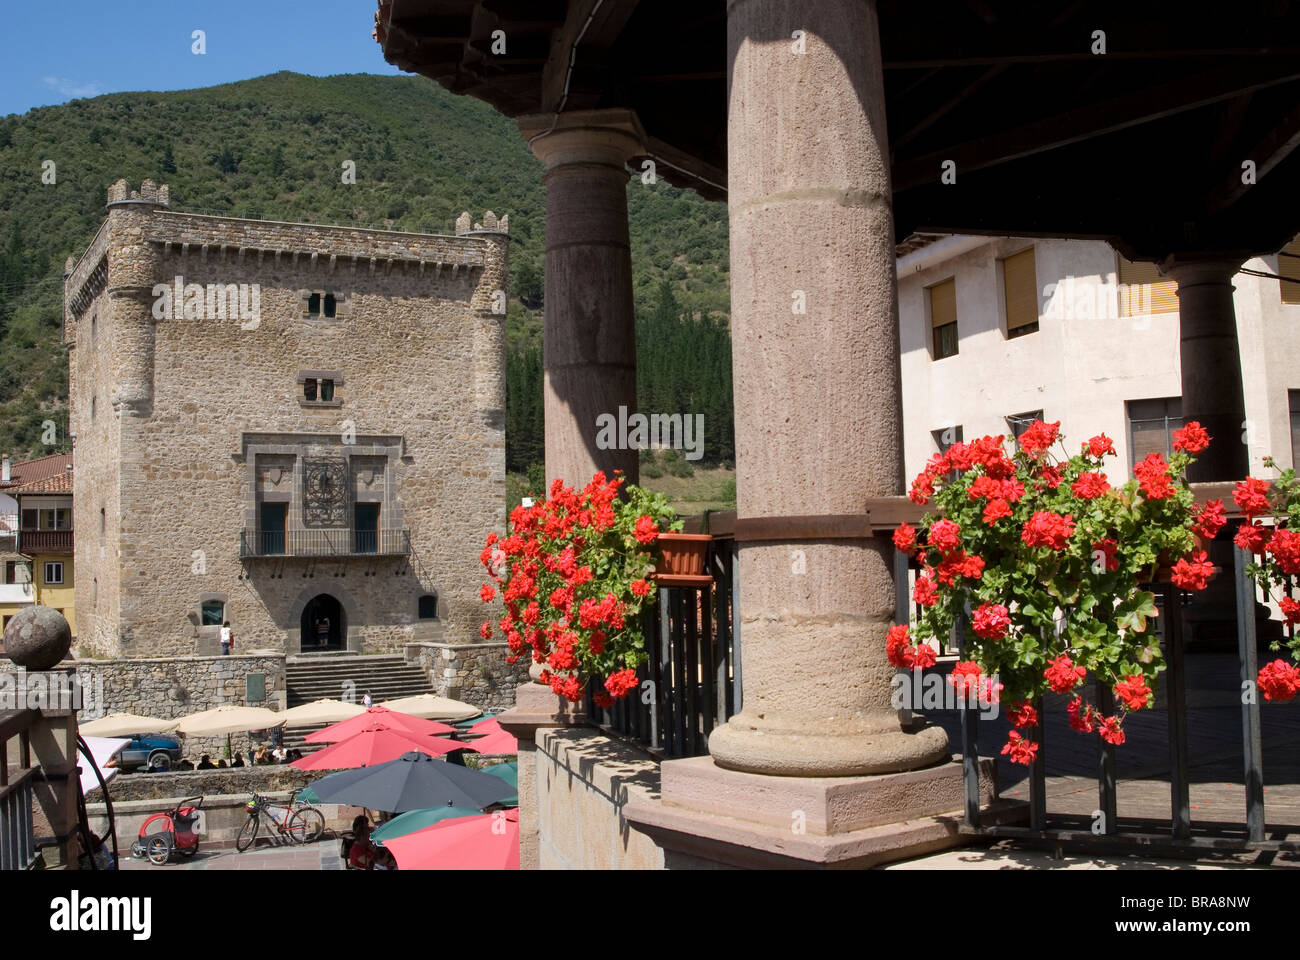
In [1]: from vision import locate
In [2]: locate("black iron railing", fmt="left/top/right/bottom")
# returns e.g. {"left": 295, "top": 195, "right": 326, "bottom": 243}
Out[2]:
{"left": 240, "top": 527, "right": 410, "bottom": 558}
{"left": 584, "top": 520, "right": 741, "bottom": 759}
{"left": 893, "top": 507, "right": 1299, "bottom": 856}
{"left": 0, "top": 709, "right": 39, "bottom": 871}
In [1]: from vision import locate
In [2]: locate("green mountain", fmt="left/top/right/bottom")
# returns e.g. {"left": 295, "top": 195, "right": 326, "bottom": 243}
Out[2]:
{"left": 0, "top": 72, "right": 731, "bottom": 464}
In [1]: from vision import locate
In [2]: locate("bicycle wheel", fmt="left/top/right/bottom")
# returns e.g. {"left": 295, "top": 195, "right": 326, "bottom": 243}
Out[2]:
{"left": 235, "top": 816, "right": 259, "bottom": 852}
{"left": 146, "top": 835, "right": 172, "bottom": 865}
{"left": 287, "top": 807, "right": 325, "bottom": 844}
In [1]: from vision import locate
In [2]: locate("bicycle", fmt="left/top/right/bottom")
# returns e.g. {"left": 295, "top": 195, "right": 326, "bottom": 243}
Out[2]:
{"left": 235, "top": 791, "right": 326, "bottom": 852}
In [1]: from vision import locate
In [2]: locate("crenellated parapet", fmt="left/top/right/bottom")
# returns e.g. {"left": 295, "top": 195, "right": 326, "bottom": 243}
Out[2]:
{"left": 456, "top": 211, "right": 510, "bottom": 235}
{"left": 106, "top": 178, "right": 171, "bottom": 208}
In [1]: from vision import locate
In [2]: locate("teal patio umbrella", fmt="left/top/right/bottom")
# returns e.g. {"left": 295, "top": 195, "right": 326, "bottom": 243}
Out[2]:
{"left": 480, "top": 761, "right": 517, "bottom": 806}
{"left": 371, "top": 805, "right": 482, "bottom": 844}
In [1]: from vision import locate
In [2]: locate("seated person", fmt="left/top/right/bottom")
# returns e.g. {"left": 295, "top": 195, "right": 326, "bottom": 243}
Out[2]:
{"left": 253, "top": 743, "right": 271, "bottom": 765}
{"left": 196, "top": 754, "right": 215, "bottom": 770}
{"left": 347, "top": 815, "right": 376, "bottom": 870}
{"left": 231, "top": 752, "right": 246, "bottom": 768}
{"left": 373, "top": 846, "right": 397, "bottom": 871}
{"left": 271, "top": 745, "right": 288, "bottom": 763}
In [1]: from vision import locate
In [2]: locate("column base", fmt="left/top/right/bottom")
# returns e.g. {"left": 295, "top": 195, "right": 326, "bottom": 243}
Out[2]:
{"left": 623, "top": 754, "right": 1014, "bottom": 869}
{"left": 707, "top": 712, "right": 952, "bottom": 777}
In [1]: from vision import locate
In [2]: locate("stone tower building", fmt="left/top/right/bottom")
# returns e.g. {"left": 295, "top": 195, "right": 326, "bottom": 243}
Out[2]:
{"left": 64, "top": 180, "right": 508, "bottom": 657}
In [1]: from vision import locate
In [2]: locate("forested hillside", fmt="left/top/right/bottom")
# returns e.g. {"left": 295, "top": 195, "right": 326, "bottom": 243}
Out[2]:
{"left": 0, "top": 71, "right": 732, "bottom": 473}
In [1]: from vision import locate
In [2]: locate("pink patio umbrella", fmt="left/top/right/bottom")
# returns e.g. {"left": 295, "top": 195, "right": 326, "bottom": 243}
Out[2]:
{"left": 382, "top": 808, "right": 519, "bottom": 870}
{"left": 291, "top": 724, "right": 478, "bottom": 771}
{"left": 462, "top": 718, "right": 517, "bottom": 755}
{"left": 304, "top": 706, "right": 457, "bottom": 743}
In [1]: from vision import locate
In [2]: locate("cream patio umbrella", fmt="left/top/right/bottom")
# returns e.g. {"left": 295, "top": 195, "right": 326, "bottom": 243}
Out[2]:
{"left": 380, "top": 694, "right": 481, "bottom": 722}
{"left": 278, "top": 699, "right": 367, "bottom": 726}
{"left": 173, "top": 704, "right": 286, "bottom": 737}
{"left": 79, "top": 713, "right": 179, "bottom": 737}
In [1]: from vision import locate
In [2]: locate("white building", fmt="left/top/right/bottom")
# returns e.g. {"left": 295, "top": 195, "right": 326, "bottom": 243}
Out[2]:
{"left": 897, "top": 236, "right": 1300, "bottom": 480}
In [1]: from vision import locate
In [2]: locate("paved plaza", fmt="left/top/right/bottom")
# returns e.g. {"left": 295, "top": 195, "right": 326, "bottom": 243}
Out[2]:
{"left": 118, "top": 839, "right": 341, "bottom": 871}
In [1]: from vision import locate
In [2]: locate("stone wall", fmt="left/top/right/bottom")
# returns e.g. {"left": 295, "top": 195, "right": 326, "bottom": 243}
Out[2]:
{"left": 534, "top": 727, "right": 665, "bottom": 870}
{"left": 0, "top": 653, "right": 285, "bottom": 758}
{"left": 67, "top": 182, "right": 508, "bottom": 658}
{"left": 406, "top": 641, "right": 531, "bottom": 710}
{"left": 85, "top": 761, "right": 308, "bottom": 803}
{"left": 91, "top": 791, "right": 365, "bottom": 852}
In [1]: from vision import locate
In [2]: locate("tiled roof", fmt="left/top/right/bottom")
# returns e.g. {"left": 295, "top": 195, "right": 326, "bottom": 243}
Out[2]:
{"left": 1, "top": 454, "right": 73, "bottom": 490}
{"left": 9, "top": 471, "right": 73, "bottom": 495}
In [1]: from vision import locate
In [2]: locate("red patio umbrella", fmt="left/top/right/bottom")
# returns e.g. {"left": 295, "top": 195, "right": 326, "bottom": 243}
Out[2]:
{"left": 463, "top": 718, "right": 517, "bottom": 755}
{"left": 304, "top": 706, "right": 457, "bottom": 743}
{"left": 292, "top": 724, "right": 477, "bottom": 771}
{"left": 382, "top": 808, "right": 519, "bottom": 870}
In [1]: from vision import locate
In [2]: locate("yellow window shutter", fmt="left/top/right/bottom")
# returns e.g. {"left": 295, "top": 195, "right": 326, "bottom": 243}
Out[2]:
{"left": 1280, "top": 239, "right": 1300, "bottom": 305}
{"left": 929, "top": 278, "right": 956, "bottom": 328}
{"left": 1002, "top": 248, "right": 1038, "bottom": 331}
{"left": 1118, "top": 257, "right": 1179, "bottom": 316}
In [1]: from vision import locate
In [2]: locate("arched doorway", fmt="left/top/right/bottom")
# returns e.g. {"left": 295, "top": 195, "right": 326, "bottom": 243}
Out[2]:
{"left": 301, "top": 594, "right": 344, "bottom": 651}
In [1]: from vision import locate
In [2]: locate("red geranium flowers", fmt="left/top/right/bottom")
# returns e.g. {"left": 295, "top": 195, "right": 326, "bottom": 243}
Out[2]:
{"left": 480, "top": 472, "right": 677, "bottom": 702}
{"left": 891, "top": 420, "right": 1213, "bottom": 756}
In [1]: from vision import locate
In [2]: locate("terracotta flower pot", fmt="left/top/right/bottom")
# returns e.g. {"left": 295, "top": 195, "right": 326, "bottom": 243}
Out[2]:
{"left": 1149, "top": 533, "right": 1214, "bottom": 584}
{"left": 652, "top": 532, "right": 714, "bottom": 588}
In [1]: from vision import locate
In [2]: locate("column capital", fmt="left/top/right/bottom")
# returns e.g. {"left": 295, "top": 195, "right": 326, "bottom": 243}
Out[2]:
{"left": 1157, "top": 253, "right": 1248, "bottom": 286}
{"left": 517, "top": 108, "right": 647, "bottom": 170}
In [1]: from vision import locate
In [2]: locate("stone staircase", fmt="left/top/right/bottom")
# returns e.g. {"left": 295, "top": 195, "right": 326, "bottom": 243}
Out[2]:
{"left": 283, "top": 653, "right": 436, "bottom": 753}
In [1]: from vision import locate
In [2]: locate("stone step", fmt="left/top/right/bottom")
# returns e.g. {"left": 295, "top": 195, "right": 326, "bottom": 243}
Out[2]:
{"left": 284, "top": 652, "right": 433, "bottom": 709}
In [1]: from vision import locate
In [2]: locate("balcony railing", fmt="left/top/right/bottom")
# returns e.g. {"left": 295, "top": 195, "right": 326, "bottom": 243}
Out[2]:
{"left": 240, "top": 527, "right": 411, "bottom": 559}
{"left": 0, "top": 709, "right": 39, "bottom": 871}
{"left": 584, "top": 514, "right": 740, "bottom": 759}
{"left": 17, "top": 530, "right": 73, "bottom": 554}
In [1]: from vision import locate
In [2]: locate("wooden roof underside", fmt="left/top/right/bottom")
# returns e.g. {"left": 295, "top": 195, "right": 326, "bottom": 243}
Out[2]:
{"left": 376, "top": 0, "right": 1300, "bottom": 259}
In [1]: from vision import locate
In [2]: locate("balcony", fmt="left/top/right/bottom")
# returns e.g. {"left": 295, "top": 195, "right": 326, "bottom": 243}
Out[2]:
{"left": 0, "top": 583, "right": 33, "bottom": 605}
{"left": 239, "top": 527, "right": 410, "bottom": 559}
{"left": 16, "top": 530, "right": 73, "bottom": 554}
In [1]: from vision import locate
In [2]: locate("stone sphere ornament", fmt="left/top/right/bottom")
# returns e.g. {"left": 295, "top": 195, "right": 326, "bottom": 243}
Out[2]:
{"left": 3, "top": 606, "right": 73, "bottom": 670}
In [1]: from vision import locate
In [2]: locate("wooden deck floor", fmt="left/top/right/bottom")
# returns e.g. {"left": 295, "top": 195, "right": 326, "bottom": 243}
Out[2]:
{"left": 917, "top": 653, "right": 1300, "bottom": 860}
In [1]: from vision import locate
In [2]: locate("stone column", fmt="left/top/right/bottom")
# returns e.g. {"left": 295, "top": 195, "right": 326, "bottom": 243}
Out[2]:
{"left": 1160, "top": 256, "right": 1250, "bottom": 482}
{"left": 707, "top": 0, "right": 948, "bottom": 776}
{"left": 515, "top": 110, "right": 643, "bottom": 488}
{"left": 28, "top": 702, "right": 83, "bottom": 869}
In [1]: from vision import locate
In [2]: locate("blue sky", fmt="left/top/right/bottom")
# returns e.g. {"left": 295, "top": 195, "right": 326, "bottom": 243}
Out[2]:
{"left": 0, "top": 0, "right": 403, "bottom": 117}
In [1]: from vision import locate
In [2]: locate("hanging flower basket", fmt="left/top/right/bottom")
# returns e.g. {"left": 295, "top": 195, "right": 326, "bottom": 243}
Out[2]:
{"left": 1148, "top": 532, "right": 1214, "bottom": 584}
{"left": 652, "top": 532, "right": 713, "bottom": 588}
{"left": 1233, "top": 461, "right": 1300, "bottom": 703}
{"left": 890, "top": 419, "right": 1224, "bottom": 763}
{"left": 478, "top": 472, "right": 681, "bottom": 708}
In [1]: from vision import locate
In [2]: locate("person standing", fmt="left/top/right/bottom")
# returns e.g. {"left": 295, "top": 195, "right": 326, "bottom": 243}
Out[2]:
{"left": 362, "top": 691, "right": 373, "bottom": 708}
{"left": 220, "top": 620, "right": 233, "bottom": 656}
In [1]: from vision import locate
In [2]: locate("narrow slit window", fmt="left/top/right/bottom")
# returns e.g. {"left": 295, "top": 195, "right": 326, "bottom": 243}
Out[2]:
{"left": 304, "top": 379, "right": 318, "bottom": 402}
{"left": 308, "top": 293, "right": 321, "bottom": 318}
{"left": 320, "top": 379, "right": 335, "bottom": 402}
{"left": 324, "top": 293, "right": 337, "bottom": 318}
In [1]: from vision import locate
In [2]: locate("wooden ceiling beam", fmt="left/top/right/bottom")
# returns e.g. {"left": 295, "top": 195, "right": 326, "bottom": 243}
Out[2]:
{"left": 1206, "top": 100, "right": 1300, "bottom": 212}
{"left": 540, "top": 0, "right": 641, "bottom": 112}
{"left": 893, "top": 68, "right": 1300, "bottom": 191}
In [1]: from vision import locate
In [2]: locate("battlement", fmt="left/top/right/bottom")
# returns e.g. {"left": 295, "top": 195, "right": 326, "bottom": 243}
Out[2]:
{"left": 106, "top": 178, "right": 170, "bottom": 207}
{"left": 455, "top": 210, "right": 509, "bottom": 235}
